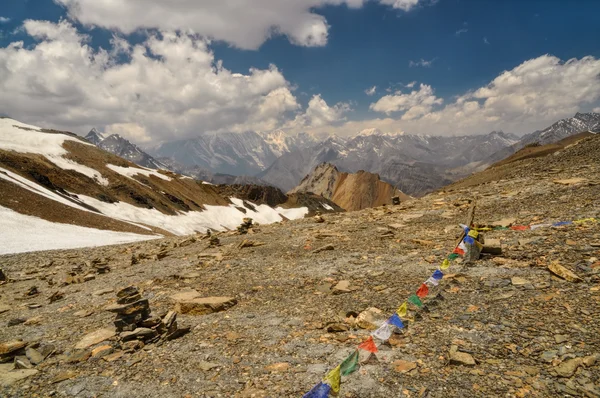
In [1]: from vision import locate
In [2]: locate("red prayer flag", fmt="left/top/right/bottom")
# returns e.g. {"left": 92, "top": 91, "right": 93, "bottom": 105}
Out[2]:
{"left": 358, "top": 336, "right": 378, "bottom": 353}
{"left": 510, "top": 225, "right": 529, "bottom": 231}
{"left": 453, "top": 247, "right": 465, "bottom": 255}
{"left": 416, "top": 283, "right": 429, "bottom": 298}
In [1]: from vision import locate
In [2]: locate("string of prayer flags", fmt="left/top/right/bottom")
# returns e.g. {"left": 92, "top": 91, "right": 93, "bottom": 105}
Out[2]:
{"left": 530, "top": 223, "right": 551, "bottom": 230}
{"left": 323, "top": 365, "right": 341, "bottom": 394}
{"left": 372, "top": 321, "right": 394, "bottom": 341}
{"left": 358, "top": 336, "right": 378, "bottom": 353}
{"left": 397, "top": 302, "right": 408, "bottom": 317}
{"left": 440, "top": 258, "right": 450, "bottom": 270}
{"left": 408, "top": 294, "right": 423, "bottom": 308}
{"left": 388, "top": 313, "right": 404, "bottom": 329}
{"left": 340, "top": 350, "right": 359, "bottom": 376}
{"left": 303, "top": 382, "right": 331, "bottom": 398}
{"left": 432, "top": 270, "right": 444, "bottom": 280}
{"left": 416, "top": 283, "right": 429, "bottom": 298}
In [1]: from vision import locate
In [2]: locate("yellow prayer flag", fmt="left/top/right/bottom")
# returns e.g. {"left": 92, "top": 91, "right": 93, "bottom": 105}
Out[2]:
{"left": 468, "top": 230, "right": 479, "bottom": 239}
{"left": 441, "top": 259, "right": 450, "bottom": 270}
{"left": 397, "top": 302, "right": 408, "bottom": 317}
{"left": 323, "top": 365, "right": 341, "bottom": 394}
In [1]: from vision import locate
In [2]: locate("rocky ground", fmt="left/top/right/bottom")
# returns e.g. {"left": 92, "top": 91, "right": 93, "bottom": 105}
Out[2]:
{"left": 1, "top": 135, "right": 599, "bottom": 398}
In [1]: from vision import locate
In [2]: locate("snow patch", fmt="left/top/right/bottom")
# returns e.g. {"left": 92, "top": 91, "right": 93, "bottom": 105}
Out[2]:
{"left": 73, "top": 195, "right": 308, "bottom": 235}
{"left": 0, "top": 205, "right": 159, "bottom": 255}
{"left": 322, "top": 203, "right": 334, "bottom": 211}
{"left": 106, "top": 164, "right": 172, "bottom": 182}
{"left": 0, "top": 118, "right": 108, "bottom": 186}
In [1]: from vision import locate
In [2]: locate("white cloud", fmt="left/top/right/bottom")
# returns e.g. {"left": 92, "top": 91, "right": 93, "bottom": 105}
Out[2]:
{"left": 594, "top": 107, "right": 600, "bottom": 113}
{"left": 484, "top": 37, "right": 490, "bottom": 45}
{"left": 365, "top": 86, "right": 377, "bottom": 96}
{"left": 0, "top": 17, "right": 10, "bottom": 23}
{"left": 55, "top": 0, "right": 425, "bottom": 50}
{"left": 378, "top": 0, "right": 421, "bottom": 11}
{"left": 0, "top": 20, "right": 301, "bottom": 143}
{"left": 409, "top": 58, "right": 434, "bottom": 68}
{"left": 356, "top": 55, "right": 600, "bottom": 135}
{"left": 405, "top": 81, "right": 416, "bottom": 88}
{"left": 290, "top": 94, "right": 351, "bottom": 128}
{"left": 369, "top": 84, "right": 443, "bottom": 118}
{"left": 455, "top": 28, "right": 468, "bottom": 36}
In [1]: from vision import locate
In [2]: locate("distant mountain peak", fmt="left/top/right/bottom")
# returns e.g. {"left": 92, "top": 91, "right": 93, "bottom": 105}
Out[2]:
{"left": 85, "top": 128, "right": 105, "bottom": 145}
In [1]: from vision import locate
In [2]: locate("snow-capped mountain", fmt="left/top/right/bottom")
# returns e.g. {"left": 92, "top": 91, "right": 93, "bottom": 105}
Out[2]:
{"left": 152, "top": 131, "right": 318, "bottom": 176}
{"left": 85, "top": 130, "right": 166, "bottom": 170}
{"left": 258, "top": 130, "right": 519, "bottom": 195}
{"left": 488, "top": 112, "right": 600, "bottom": 164}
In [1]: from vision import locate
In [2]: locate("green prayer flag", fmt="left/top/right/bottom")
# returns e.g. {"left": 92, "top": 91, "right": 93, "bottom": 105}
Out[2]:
{"left": 408, "top": 294, "right": 423, "bottom": 308}
{"left": 340, "top": 350, "right": 359, "bottom": 376}
{"left": 447, "top": 253, "right": 459, "bottom": 261}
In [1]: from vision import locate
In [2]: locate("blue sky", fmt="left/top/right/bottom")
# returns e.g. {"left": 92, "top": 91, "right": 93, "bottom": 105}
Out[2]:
{"left": 1, "top": 0, "right": 599, "bottom": 143}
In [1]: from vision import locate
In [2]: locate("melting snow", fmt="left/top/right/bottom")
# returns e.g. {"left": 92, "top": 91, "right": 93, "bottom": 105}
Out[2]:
{"left": 0, "top": 118, "right": 109, "bottom": 186}
{"left": 107, "top": 164, "right": 172, "bottom": 182}
{"left": 0, "top": 205, "right": 159, "bottom": 255}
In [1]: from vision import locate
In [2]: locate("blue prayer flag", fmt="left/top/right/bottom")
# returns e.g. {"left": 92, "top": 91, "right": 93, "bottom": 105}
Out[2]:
{"left": 303, "top": 382, "right": 331, "bottom": 398}
{"left": 465, "top": 236, "right": 475, "bottom": 244}
{"left": 388, "top": 313, "right": 404, "bottom": 329}
{"left": 432, "top": 270, "right": 444, "bottom": 280}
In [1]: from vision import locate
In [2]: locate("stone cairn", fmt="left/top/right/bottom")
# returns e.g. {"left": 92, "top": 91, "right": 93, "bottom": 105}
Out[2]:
{"left": 106, "top": 286, "right": 189, "bottom": 347}
{"left": 237, "top": 217, "right": 254, "bottom": 234}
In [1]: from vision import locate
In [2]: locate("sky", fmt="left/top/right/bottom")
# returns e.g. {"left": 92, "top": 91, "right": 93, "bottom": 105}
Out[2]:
{"left": 1, "top": 0, "right": 600, "bottom": 144}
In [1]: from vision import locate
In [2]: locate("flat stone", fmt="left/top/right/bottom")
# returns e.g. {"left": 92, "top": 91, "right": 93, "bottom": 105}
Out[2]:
{"left": 0, "top": 341, "right": 27, "bottom": 356}
{"left": 0, "top": 364, "right": 38, "bottom": 386}
{"left": 548, "top": 262, "right": 583, "bottom": 283}
{"left": 74, "top": 328, "right": 116, "bottom": 350}
{"left": 553, "top": 178, "right": 586, "bottom": 185}
{"left": 120, "top": 328, "right": 157, "bottom": 341}
{"left": 50, "top": 370, "right": 77, "bottom": 384}
{"left": 312, "top": 244, "right": 334, "bottom": 253}
{"left": 91, "top": 345, "right": 113, "bottom": 358}
{"left": 14, "top": 356, "right": 32, "bottom": 369}
{"left": 511, "top": 276, "right": 531, "bottom": 286}
{"left": 540, "top": 350, "right": 558, "bottom": 363}
{"left": 332, "top": 280, "right": 351, "bottom": 294}
{"left": 554, "top": 334, "right": 569, "bottom": 344}
{"left": 393, "top": 360, "right": 418, "bottom": 373}
{"left": 73, "top": 309, "right": 93, "bottom": 318}
{"left": 170, "top": 290, "right": 201, "bottom": 302}
{"left": 388, "top": 223, "right": 405, "bottom": 230}
{"left": 103, "top": 351, "right": 124, "bottom": 362}
{"left": 449, "top": 346, "right": 476, "bottom": 366}
{"left": 25, "top": 347, "right": 44, "bottom": 365}
{"left": 93, "top": 288, "right": 114, "bottom": 296}
{"left": 198, "top": 361, "right": 219, "bottom": 371}
{"left": 174, "top": 297, "right": 237, "bottom": 315}
{"left": 105, "top": 299, "right": 149, "bottom": 315}
{"left": 555, "top": 358, "right": 584, "bottom": 378}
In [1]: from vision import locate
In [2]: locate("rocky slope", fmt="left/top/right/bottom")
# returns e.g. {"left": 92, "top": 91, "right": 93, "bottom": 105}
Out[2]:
{"left": 0, "top": 118, "right": 330, "bottom": 254}
{"left": 1, "top": 133, "right": 599, "bottom": 397}
{"left": 290, "top": 163, "right": 411, "bottom": 211}
{"left": 85, "top": 129, "right": 166, "bottom": 170}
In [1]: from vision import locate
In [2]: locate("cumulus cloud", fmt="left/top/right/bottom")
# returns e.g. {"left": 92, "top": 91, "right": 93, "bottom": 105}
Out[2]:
{"left": 54, "top": 0, "right": 425, "bottom": 50}
{"left": 369, "top": 84, "right": 443, "bottom": 119}
{"left": 358, "top": 55, "right": 600, "bottom": 135}
{"left": 409, "top": 58, "right": 434, "bottom": 68}
{"left": 290, "top": 94, "right": 351, "bottom": 128}
{"left": 0, "top": 20, "right": 302, "bottom": 143}
{"left": 0, "top": 16, "right": 10, "bottom": 23}
{"left": 365, "top": 86, "right": 377, "bottom": 96}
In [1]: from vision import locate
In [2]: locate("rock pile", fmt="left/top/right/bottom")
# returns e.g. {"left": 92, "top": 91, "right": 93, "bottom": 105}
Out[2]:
{"left": 237, "top": 217, "right": 254, "bottom": 234}
{"left": 106, "top": 286, "right": 190, "bottom": 346}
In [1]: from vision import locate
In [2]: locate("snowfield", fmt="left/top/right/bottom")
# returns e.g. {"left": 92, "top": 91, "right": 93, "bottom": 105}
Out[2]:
{"left": 0, "top": 118, "right": 109, "bottom": 186}
{"left": 0, "top": 205, "right": 159, "bottom": 255}
{"left": 106, "top": 164, "right": 172, "bottom": 182}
